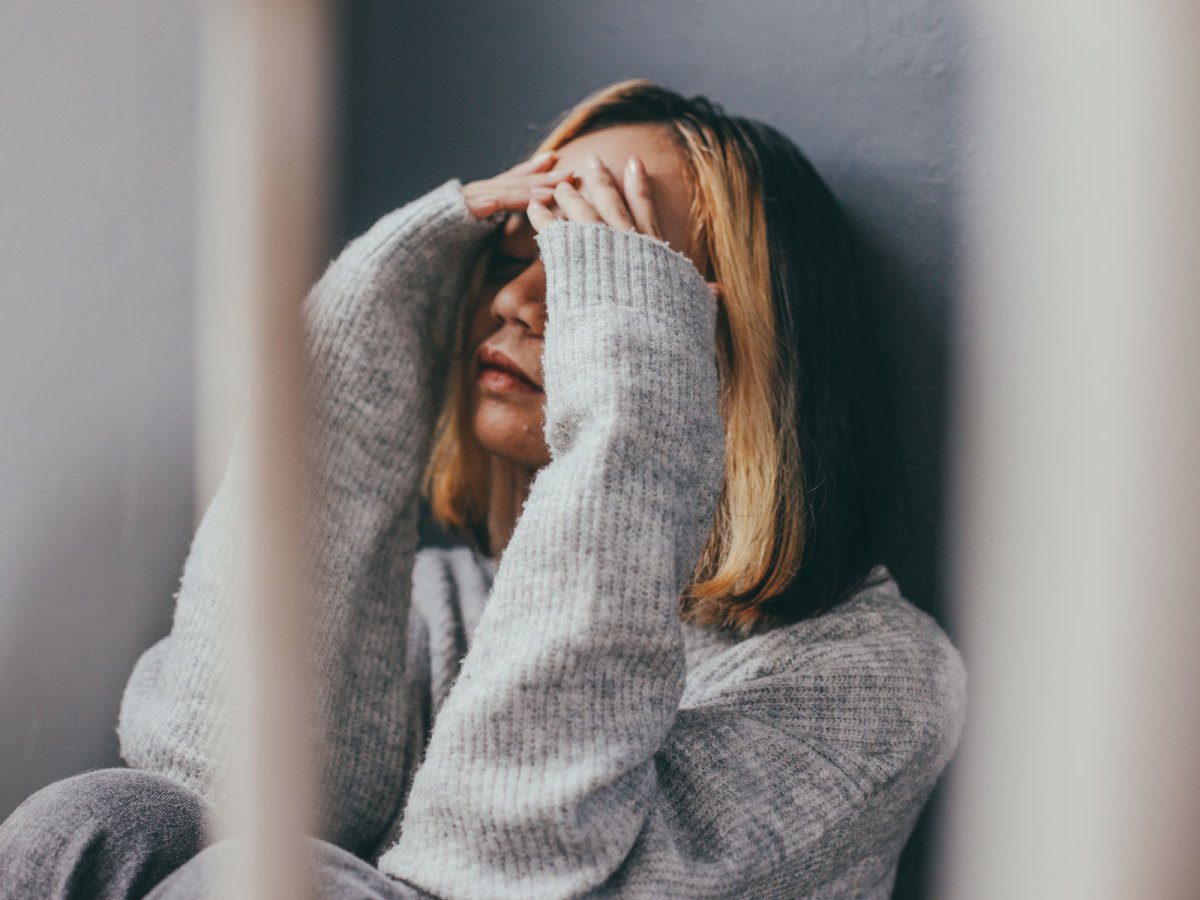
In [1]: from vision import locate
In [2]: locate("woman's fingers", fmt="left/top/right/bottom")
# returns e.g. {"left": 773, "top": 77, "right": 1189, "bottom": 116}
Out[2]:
{"left": 463, "top": 149, "right": 668, "bottom": 236}
{"left": 507, "top": 149, "right": 557, "bottom": 175}
{"left": 552, "top": 179, "right": 605, "bottom": 224}
{"left": 461, "top": 167, "right": 575, "bottom": 219}
{"left": 460, "top": 149, "right": 571, "bottom": 220}
{"left": 579, "top": 154, "right": 638, "bottom": 231}
{"left": 501, "top": 170, "right": 577, "bottom": 189}
{"left": 526, "top": 197, "right": 563, "bottom": 232}
{"left": 464, "top": 178, "right": 567, "bottom": 212}
{"left": 523, "top": 153, "right": 667, "bottom": 243}
{"left": 623, "top": 155, "right": 665, "bottom": 241}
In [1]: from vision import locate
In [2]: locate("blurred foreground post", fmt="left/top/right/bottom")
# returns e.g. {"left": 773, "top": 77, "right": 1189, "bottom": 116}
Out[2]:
{"left": 197, "top": 0, "right": 334, "bottom": 898}
{"left": 941, "top": 2, "right": 1200, "bottom": 898}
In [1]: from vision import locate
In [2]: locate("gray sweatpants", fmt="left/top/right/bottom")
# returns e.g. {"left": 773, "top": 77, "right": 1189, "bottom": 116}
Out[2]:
{"left": 0, "top": 767, "right": 428, "bottom": 899}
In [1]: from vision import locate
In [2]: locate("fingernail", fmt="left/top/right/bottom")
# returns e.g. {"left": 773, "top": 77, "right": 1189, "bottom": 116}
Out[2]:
{"left": 587, "top": 153, "right": 604, "bottom": 170}
{"left": 530, "top": 186, "right": 554, "bottom": 197}
{"left": 626, "top": 156, "right": 638, "bottom": 177}
{"left": 532, "top": 150, "right": 555, "bottom": 164}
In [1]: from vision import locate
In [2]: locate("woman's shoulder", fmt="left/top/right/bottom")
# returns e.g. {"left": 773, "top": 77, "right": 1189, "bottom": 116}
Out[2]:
{"left": 780, "top": 567, "right": 967, "bottom": 683}
{"left": 686, "top": 567, "right": 964, "bottom": 677}
{"left": 682, "top": 566, "right": 968, "bottom": 760}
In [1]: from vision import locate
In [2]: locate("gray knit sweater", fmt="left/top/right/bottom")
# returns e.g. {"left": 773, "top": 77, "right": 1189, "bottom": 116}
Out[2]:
{"left": 116, "top": 177, "right": 968, "bottom": 899}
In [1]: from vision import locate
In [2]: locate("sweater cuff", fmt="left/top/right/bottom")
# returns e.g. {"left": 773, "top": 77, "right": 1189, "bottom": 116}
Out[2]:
{"left": 534, "top": 219, "right": 717, "bottom": 329}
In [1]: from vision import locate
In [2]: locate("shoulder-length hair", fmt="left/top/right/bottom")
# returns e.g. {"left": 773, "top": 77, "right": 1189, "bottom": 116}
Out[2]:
{"left": 423, "top": 78, "right": 912, "bottom": 637}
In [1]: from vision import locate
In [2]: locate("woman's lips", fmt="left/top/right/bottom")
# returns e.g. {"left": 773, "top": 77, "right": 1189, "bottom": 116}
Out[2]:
{"left": 478, "top": 365, "right": 543, "bottom": 394}
{"left": 476, "top": 344, "right": 543, "bottom": 393}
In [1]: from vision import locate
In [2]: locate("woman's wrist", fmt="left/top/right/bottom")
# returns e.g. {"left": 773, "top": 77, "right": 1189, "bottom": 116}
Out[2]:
{"left": 535, "top": 217, "right": 717, "bottom": 331}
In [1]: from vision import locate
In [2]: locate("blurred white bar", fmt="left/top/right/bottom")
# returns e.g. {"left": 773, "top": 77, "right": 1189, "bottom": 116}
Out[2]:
{"left": 197, "top": 0, "right": 333, "bottom": 898}
{"left": 940, "top": 1, "right": 1200, "bottom": 898}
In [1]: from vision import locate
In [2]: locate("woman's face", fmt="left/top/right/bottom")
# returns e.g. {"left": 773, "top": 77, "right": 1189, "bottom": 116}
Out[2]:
{"left": 463, "top": 122, "right": 704, "bottom": 471}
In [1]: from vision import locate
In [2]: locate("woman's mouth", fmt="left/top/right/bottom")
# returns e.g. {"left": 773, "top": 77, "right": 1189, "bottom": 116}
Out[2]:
{"left": 476, "top": 344, "right": 543, "bottom": 394}
{"left": 477, "top": 365, "right": 543, "bottom": 394}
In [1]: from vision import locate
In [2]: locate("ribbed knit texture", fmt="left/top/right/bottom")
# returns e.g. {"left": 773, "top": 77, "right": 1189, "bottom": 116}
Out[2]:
{"left": 116, "top": 177, "right": 968, "bottom": 899}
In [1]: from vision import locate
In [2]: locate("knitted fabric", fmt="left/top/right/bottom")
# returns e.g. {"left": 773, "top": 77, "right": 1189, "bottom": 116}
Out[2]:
{"left": 117, "top": 178, "right": 967, "bottom": 899}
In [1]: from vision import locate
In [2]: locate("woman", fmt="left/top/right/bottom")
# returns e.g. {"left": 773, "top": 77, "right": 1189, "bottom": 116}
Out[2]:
{"left": 0, "top": 79, "right": 967, "bottom": 899}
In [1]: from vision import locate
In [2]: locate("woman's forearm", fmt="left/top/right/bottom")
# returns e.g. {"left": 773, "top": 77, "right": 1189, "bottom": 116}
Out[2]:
{"left": 116, "top": 178, "right": 501, "bottom": 858}
{"left": 379, "top": 219, "right": 727, "bottom": 897}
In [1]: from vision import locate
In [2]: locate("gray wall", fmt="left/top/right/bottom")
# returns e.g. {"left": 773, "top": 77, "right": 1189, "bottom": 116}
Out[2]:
{"left": 0, "top": 2, "right": 199, "bottom": 818}
{"left": 337, "top": 2, "right": 966, "bottom": 896}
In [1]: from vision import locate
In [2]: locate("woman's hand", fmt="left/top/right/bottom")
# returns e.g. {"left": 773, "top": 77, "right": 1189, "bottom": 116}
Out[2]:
{"left": 527, "top": 152, "right": 723, "bottom": 303}
{"left": 461, "top": 151, "right": 576, "bottom": 221}
{"left": 525, "top": 152, "right": 666, "bottom": 240}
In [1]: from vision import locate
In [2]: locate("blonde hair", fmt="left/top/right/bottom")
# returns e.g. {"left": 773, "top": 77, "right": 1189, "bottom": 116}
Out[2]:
{"left": 422, "top": 78, "right": 902, "bottom": 636}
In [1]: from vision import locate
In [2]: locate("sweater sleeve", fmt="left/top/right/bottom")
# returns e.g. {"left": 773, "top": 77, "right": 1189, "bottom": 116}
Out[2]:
{"left": 376, "top": 220, "right": 729, "bottom": 897}
{"left": 377, "top": 222, "right": 968, "bottom": 899}
{"left": 115, "top": 177, "right": 502, "bottom": 858}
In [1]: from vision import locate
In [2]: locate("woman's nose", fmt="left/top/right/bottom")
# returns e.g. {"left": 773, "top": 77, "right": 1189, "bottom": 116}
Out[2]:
{"left": 489, "top": 262, "right": 547, "bottom": 334}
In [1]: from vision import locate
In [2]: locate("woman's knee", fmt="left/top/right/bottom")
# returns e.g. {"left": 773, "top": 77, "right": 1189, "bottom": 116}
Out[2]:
{"left": 0, "top": 767, "right": 222, "bottom": 900}
{"left": 3, "top": 767, "right": 218, "bottom": 840}
{"left": 144, "top": 835, "right": 429, "bottom": 900}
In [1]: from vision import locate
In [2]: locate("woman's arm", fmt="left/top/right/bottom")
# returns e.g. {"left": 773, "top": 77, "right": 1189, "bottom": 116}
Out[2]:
{"left": 378, "top": 219, "right": 968, "bottom": 899}
{"left": 377, "top": 218, "right": 728, "bottom": 894}
{"left": 116, "top": 178, "right": 502, "bottom": 859}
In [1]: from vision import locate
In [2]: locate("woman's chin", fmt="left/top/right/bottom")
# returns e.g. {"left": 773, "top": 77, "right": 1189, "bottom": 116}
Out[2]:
{"left": 471, "top": 400, "right": 550, "bottom": 471}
